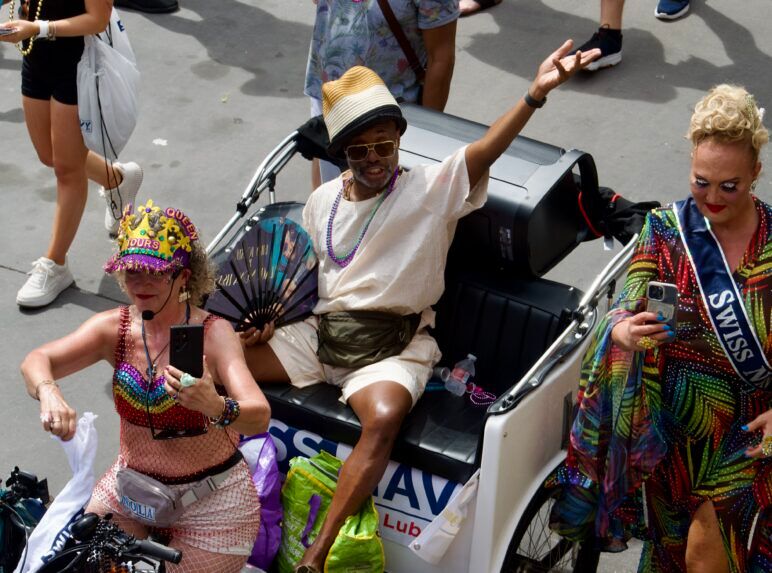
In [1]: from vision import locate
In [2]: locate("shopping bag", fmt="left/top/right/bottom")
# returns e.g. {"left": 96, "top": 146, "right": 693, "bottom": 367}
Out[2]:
{"left": 277, "top": 451, "right": 384, "bottom": 573}
{"left": 77, "top": 9, "right": 139, "bottom": 161}
{"left": 409, "top": 469, "right": 480, "bottom": 564}
{"left": 238, "top": 433, "right": 282, "bottom": 570}
{"left": 14, "top": 412, "right": 99, "bottom": 573}
{"left": 325, "top": 497, "right": 384, "bottom": 573}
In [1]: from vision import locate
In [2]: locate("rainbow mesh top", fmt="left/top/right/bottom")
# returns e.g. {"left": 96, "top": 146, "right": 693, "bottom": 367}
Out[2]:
{"left": 113, "top": 306, "right": 216, "bottom": 431}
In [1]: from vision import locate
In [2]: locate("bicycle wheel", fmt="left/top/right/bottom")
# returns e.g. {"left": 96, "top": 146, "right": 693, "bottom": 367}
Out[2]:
{"left": 500, "top": 485, "right": 596, "bottom": 573}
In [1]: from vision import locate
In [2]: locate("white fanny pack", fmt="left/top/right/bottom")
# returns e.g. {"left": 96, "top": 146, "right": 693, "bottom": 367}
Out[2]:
{"left": 116, "top": 455, "right": 239, "bottom": 527}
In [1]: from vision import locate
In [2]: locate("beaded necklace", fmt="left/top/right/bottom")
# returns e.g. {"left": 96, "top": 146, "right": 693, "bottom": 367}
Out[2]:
{"left": 326, "top": 168, "right": 399, "bottom": 268}
{"left": 8, "top": 0, "right": 43, "bottom": 56}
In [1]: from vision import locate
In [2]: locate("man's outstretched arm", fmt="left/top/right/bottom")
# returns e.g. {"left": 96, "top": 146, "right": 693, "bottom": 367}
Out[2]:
{"left": 465, "top": 40, "right": 600, "bottom": 188}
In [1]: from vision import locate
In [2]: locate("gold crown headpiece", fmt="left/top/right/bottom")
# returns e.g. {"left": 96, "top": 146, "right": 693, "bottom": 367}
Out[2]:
{"left": 104, "top": 200, "right": 199, "bottom": 274}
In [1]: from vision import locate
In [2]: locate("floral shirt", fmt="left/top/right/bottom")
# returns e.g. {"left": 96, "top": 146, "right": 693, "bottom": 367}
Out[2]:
{"left": 305, "top": 0, "right": 459, "bottom": 103}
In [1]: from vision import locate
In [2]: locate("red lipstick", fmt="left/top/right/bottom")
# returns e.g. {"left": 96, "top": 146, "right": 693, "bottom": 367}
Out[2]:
{"left": 705, "top": 203, "right": 726, "bottom": 213}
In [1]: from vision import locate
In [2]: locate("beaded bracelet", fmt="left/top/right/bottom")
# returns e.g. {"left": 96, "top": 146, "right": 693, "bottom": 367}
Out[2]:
{"left": 209, "top": 397, "right": 240, "bottom": 429}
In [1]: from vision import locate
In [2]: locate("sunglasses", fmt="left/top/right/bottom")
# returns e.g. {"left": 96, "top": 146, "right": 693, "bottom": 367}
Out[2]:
{"left": 344, "top": 140, "right": 397, "bottom": 161}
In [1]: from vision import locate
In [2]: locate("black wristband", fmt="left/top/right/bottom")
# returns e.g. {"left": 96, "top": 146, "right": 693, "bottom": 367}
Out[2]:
{"left": 524, "top": 91, "right": 547, "bottom": 109}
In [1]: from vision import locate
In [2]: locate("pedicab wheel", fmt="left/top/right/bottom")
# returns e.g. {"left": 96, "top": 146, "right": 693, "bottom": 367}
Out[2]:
{"left": 500, "top": 485, "right": 599, "bottom": 573}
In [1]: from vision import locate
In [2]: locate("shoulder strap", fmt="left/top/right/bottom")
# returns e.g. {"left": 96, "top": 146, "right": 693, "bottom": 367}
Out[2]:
{"left": 202, "top": 313, "right": 220, "bottom": 334}
{"left": 115, "top": 306, "right": 132, "bottom": 364}
{"left": 376, "top": 0, "right": 426, "bottom": 82}
{"left": 674, "top": 198, "right": 771, "bottom": 390}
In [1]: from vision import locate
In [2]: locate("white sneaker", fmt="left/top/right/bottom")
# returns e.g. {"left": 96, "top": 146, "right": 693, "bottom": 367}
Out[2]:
{"left": 99, "top": 161, "right": 143, "bottom": 236}
{"left": 16, "top": 257, "right": 75, "bottom": 308}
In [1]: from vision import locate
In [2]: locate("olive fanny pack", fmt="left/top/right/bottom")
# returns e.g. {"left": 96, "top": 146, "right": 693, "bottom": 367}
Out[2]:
{"left": 317, "top": 310, "right": 421, "bottom": 369}
{"left": 116, "top": 451, "right": 242, "bottom": 527}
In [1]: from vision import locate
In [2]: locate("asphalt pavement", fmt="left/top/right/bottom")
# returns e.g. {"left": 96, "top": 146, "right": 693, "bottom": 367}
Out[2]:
{"left": 2, "top": 1, "right": 771, "bottom": 571}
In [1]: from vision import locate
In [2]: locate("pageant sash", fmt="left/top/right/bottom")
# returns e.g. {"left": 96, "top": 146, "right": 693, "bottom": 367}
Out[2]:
{"left": 674, "top": 198, "right": 771, "bottom": 390}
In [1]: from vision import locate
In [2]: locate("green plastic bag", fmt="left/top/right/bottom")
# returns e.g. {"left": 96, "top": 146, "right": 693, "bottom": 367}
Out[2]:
{"left": 276, "top": 450, "right": 385, "bottom": 573}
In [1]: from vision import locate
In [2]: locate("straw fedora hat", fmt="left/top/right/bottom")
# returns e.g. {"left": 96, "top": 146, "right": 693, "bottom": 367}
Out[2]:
{"left": 322, "top": 66, "right": 407, "bottom": 158}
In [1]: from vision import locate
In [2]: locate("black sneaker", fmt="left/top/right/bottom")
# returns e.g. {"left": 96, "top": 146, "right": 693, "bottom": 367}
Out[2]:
{"left": 114, "top": 0, "right": 179, "bottom": 14}
{"left": 572, "top": 26, "right": 623, "bottom": 71}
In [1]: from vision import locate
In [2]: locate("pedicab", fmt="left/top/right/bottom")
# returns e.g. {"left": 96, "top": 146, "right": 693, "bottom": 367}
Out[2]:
{"left": 206, "top": 104, "right": 652, "bottom": 573}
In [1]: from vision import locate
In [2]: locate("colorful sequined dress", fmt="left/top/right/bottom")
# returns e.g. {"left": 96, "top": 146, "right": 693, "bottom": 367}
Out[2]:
{"left": 90, "top": 307, "right": 260, "bottom": 555}
{"left": 550, "top": 199, "right": 772, "bottom": 572}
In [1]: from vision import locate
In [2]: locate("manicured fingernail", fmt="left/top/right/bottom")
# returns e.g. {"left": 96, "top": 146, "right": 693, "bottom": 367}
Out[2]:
{"left": 657, "top": 313, "right": 664, "bottom": 321}
{"left": 669, "top": 331, "right": 676, "bottom": 338}
{"left": 741, "top": 424, "right": 749, "bottom": 431}
{"left": 663, "top": 325, "right": 672, "bottom": 331}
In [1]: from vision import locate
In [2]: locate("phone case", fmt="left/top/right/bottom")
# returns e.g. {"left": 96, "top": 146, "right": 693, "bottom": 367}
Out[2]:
{"left": 169, "top": 325, "right": 204, "bottom": 378}
{"left": 646, "top": 281, "right": 679, "bottom": 333}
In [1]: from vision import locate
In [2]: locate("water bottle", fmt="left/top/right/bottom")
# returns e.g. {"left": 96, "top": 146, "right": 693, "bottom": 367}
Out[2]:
{"left": 446, "top": 354, "right": 476, "bottom": 396}
{"left": 432, "top": 366, "right": 451, "bottom": 383}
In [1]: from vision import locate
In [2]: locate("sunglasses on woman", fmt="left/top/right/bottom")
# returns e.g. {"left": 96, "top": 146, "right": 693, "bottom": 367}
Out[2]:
{"left": 344, "top": 140, "right": 397, "bottom": 161}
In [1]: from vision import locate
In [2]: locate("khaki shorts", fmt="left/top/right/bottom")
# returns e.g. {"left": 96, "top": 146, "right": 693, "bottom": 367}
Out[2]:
{"left": 267, "top": 313, "right": 441, "bottom": 407}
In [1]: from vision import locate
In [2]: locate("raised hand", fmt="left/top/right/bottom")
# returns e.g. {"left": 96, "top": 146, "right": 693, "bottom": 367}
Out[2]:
{"left": 529, "top": 40, "right": 601, "bottom": 100}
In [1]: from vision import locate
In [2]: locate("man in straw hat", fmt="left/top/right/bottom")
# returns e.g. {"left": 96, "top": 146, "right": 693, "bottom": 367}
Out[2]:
{"left": 242, "top": 40, "right": 599, "bottom": 572}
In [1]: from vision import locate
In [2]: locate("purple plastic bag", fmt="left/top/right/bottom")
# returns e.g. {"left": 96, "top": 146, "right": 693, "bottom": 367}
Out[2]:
{"left": 239, "top": 433, "right": 283, "bottom": 570}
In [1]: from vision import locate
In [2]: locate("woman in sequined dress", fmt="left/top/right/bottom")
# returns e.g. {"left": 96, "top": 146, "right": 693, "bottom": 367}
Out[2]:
{"left": 21, "top": 200, "right": 270, "bottom": 573}
{"left": 550, "top": 85, "right": 772, "bottom": 572}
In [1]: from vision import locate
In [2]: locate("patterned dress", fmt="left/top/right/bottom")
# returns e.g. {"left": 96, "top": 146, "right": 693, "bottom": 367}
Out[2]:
{"left": 550, "top": 199, "right": 772, "bottom": 572}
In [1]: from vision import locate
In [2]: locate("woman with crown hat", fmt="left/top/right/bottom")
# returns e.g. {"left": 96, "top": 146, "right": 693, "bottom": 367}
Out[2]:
{"left": 1, "top": 0, "right": 144, "bottom": 309}
{"left": 20, "top": 200, "right": 270, "bottom": 572}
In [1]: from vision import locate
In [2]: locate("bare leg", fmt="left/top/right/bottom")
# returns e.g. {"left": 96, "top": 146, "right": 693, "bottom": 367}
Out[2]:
{"left": 297, "top": 381, "right": 413, "bottom": 570}
{"left": 166, "top": 540, "right": 247, "bottom": 573}
{"left": 242, "top": 342, "right": 291, "bottom": 382}
{"left": 685, "top": 500, "right": 730, "bottom": 573}
{"left": 86, "top": 150, "right": 123, "bottom": 190}
{"left": 600, "top": 0, "right": 624, "bottom": 29}
{"left": 47, "top": 99, "right": 90, "bottom": 265}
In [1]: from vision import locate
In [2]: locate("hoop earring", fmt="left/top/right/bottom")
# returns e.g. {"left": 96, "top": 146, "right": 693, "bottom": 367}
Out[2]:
{"left": 178, "top": 285, "right": 190, "bottom": 303}
{"left": 751, "top": 180, "right": 758, "bottom": 192}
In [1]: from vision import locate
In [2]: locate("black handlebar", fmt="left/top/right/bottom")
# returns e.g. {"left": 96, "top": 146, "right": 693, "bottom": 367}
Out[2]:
{"left": 133, "top": 538, "right": 183, "bottom": 565}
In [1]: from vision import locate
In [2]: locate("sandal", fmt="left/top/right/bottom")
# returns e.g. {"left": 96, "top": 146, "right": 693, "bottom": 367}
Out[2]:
{"left": 460, "top": 0, "right": 503, "bottom": 17}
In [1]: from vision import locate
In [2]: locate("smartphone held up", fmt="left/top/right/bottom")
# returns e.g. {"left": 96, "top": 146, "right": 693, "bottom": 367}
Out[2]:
{"left": 646, "top": 281, "right": 679, "bottom": 338}
{"left": 170, "top": 324, "right": 204, "bottom": 378}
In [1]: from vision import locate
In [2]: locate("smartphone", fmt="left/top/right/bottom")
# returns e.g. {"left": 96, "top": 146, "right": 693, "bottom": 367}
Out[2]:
{"left": 169, "top": 324, "right": 204, "bottom": 378}
{"left": 0, "top": 27, "right": 16, "bottom": 36}
{"left": 646, "top": 281, "right": 679, "bottom": 334}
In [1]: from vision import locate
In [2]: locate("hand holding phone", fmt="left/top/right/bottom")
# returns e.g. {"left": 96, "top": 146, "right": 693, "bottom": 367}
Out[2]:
{"left": 169, "top": 325, "right": 204, "bottom": 378}
{"left": 646, "top": 281, "right": 679, "bottom": 337}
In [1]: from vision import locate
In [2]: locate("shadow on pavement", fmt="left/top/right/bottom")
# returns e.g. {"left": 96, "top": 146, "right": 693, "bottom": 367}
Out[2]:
{"left": 16, "top": 284, "right": 124, "bottom": 316}
{"left": 127, "top": 0, "right": 313, "bottom": 99}
{"left": 466, "top": 1, "right": 772, "bottom": 105}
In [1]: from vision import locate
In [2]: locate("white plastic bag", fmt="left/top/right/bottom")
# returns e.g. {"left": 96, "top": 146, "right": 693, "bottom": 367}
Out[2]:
{"left": 77, "top": 9, "right": 139, "bottom": 160}
{"left": 409, "top": 469, "right": 480, "bottom": 564}
{"left": 14, "top": 412, "right": 99, "bottom": 573}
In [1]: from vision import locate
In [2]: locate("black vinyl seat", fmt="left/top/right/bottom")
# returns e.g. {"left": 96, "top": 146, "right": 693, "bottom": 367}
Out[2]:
{"left": 262, "top": 269, "right": 580, "bottom": 484}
